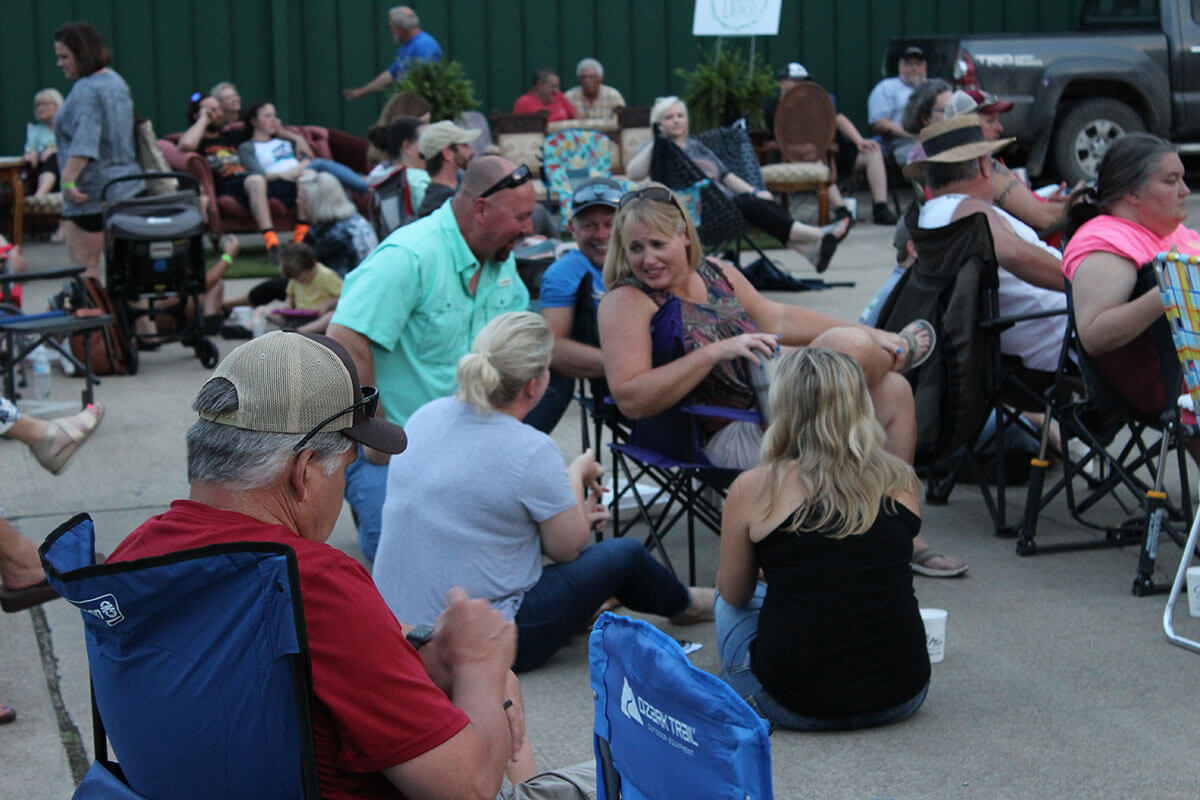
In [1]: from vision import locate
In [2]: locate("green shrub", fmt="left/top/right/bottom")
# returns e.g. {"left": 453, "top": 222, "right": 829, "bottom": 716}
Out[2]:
{"left": 677, "top": 46, "right": 776, "bottom": 131}
{"left": 394, "top": 60, "right": 480, "bottom": 122}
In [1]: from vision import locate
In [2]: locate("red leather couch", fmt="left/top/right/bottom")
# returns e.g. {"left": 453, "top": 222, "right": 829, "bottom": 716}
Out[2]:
{"left": 159, "top": 125, "right": 371, "bottom": 239}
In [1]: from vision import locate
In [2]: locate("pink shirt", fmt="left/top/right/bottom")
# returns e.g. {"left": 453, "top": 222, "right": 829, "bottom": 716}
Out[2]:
{"left": 1061, "top": 215, "right": 1200, "bottom": 280}
{"left": 512, "top": 90, "right": 577, "bottom": 122}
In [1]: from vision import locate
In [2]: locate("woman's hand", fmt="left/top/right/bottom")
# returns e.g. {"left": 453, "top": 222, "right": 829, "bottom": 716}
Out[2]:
{"left": 569, "top": 448, "right": 605, "bottom": 497}
{"left": 63, "top": 186, "right": 89, "bottom": 204}
{"left": 713, "top": 332, "right": 780, "bottom": 366}
{"left": 857, "top": 138, "right": 881, "bottom": 154}
{"left": 754, "top": 189, "right": 774, "bottom": 201}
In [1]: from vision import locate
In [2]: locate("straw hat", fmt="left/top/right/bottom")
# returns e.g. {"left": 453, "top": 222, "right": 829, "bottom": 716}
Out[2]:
{"left": 903, "top": 114, "right": 1016, "bottom": 179}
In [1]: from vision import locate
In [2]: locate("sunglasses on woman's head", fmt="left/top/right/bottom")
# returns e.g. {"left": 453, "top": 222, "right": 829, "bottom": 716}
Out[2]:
{"left": 480, "top": 164, "right": 532, "bottom": 198}
{"left": 618, "top": 186, "right": 688, "bottom": 222}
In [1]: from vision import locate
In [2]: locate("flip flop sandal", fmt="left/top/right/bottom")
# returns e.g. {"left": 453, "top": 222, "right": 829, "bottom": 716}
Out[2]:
{"left": 911, "top": 547, "right": 969, "bottom": 578}
{"left": 813, "top": 218, "right": 851, "bottom": 274}
{"left": 0, "top": 702, "right": 15, "bottom": 724}
{"left": 897, "top": 319, "right": 937, "bottom": 373}
{"left": 0, "top": 579, "right": 60, "bottom": 613}
{"left": 30, "top": 403, "right": 103, "bottom": 476}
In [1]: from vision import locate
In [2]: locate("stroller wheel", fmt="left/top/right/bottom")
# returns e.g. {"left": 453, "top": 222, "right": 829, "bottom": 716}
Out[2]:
{"left": 195, "top": 337, "right": 219, "bottom": 369}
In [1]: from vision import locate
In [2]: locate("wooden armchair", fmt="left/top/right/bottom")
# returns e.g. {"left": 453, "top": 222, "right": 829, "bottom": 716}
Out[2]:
{"left": 759, "top": 83, "right": 837, "bottom": 225}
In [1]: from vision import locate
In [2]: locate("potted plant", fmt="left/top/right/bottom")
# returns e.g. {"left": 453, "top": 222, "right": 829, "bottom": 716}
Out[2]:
{"left": 394, "top": 59, "right": 480, "bottom": 122}
{"left": 677, "top": 45, "right": 776, "bottom": 131}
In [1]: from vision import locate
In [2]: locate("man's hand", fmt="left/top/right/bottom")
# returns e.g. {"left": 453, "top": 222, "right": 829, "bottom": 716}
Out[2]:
{"left": 343, "top": 87, "right": 366, "bottom": 101}
{"left": 422, "top": 587, "right": 517, "bottom": 692}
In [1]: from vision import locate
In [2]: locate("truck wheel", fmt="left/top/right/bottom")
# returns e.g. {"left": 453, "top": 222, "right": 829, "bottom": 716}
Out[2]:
{"left": 1052, "top": 99, "right": 1144, "bottom": 185}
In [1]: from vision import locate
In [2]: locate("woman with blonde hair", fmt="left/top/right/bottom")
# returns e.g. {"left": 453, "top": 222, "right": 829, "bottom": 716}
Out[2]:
{"left": 295, "top": 171, "right": 377, "bottom": 276}
{"left": 716, "top": 347, "right": 931, "bottom": 730}
{"left": 372, "top": 311, "right": 714, "bottom": 671}
{"left": 598, "top": 184, "right": 967, "bottom": 577}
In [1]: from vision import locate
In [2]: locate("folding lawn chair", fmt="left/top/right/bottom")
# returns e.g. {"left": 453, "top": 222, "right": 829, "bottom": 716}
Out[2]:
{"left": 1154, "top": 249, "right": 1200, "bottom": 646}
{"left": 40, "top": 514, "right": 320, "bottom": 800}
{"left": 369, "top": 165, "right": 415, "bottom": 239}
{"left": 589, "top": 612, "right": 773, "bottom": 800}
{"left": 1016, "top": 261, "right": 1194, "bottom": 594}
{"left": 542, "top": 129, "right": 613, "bottom": 226}
{"left": 876, "top": 208, "right": 1065, "bottom": 536}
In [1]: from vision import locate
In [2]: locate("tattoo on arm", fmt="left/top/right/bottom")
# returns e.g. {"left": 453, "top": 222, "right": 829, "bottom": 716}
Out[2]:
{"left": 996, "top": 178, "right": 1020, "bottom": 206}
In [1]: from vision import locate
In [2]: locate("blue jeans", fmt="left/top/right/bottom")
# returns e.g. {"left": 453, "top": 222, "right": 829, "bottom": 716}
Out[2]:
{"left": 309, "top": 158, "right": 368, "bottom": 195}
{"left": 522, "top": 372, "right": 574, "bottom": 434}
{"left": 513, "top": 537, "right": 689, "bottom": 672}
{"left": 715, "top": 583, "right": 929, "bottom": 731}
{"left": 343, "top": 446, "right": 388, "bottom": 562}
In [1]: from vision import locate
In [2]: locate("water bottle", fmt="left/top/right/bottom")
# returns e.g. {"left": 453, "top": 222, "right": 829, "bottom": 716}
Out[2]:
{"left": 32, "top": 346, "right": 52, "bottom": 400}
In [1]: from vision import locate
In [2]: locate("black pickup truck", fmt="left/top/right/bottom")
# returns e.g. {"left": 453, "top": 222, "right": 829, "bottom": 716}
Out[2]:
{"left": 887, "top": 0, "right": 1200, "bottom": 183}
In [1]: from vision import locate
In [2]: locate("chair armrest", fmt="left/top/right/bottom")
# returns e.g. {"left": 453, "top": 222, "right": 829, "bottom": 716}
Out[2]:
{"left": 158, "top": 139, "right": 221, "bottom": 233}
{"left": 0, "top": 265, "right": 85, "bottom": 285}
{"left": 679, "top": 404, "right": 762, "bottom": 424}
{"left": 293, "top": 125, "right": 332, "bottom": 161}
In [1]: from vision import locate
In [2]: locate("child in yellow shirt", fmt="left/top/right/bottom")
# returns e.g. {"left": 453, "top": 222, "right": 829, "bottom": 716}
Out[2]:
{"left": 267, "top": 241, "right": 341, "bottom": 333}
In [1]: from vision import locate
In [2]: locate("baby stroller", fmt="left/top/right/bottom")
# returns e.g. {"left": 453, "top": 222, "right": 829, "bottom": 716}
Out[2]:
{"left": 102, "top": 172, "right": 218, "bottom": 373}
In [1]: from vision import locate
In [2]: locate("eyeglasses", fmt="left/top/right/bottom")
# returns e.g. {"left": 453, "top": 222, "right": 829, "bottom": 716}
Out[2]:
{"left": 293, "top": 385, "right": 379, "bottom": 452}
{"left": 618, "top": 186, "right": 687, "bottom": 220}
{"left": 479, "top": 164, "right": 532, "bottom": 198}
{"left": 571, "top": 182, "right": 624, "bottom": 208}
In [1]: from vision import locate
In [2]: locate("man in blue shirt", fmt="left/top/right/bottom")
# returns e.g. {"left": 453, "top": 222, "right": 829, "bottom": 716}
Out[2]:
{"left": 524, "top": 177, "right": 623, "bottom": 433}
{"left": 343, "top": 6, "right": 442, "bottom": 101}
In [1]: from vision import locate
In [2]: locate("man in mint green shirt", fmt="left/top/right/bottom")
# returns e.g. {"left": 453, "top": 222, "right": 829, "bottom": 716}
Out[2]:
{"left": 329, "top": 156, "right": 534, "bottom": 560}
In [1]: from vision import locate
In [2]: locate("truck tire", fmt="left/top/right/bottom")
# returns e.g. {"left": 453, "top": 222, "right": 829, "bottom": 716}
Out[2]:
{"left": 1052, "top": 99, "right": 1144, "bottom": 185}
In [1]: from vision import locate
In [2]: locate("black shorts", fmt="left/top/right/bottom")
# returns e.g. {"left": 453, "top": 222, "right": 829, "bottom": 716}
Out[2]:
{"left": 834, "top": 131, "right": 858, "bottom": 178}
{"left": 217, "top": 174, "right": 297, "bottom": 210}
{"left": 64, "top": 212, "right": 103, "bottom": 233}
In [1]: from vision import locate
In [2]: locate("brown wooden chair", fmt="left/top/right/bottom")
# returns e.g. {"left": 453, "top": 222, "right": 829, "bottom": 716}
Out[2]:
{"left": 759, "top": 82, "right": 837, "bottom": 224}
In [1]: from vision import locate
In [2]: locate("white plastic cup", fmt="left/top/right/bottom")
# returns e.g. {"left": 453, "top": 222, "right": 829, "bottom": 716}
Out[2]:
{"left": 844, "top": 197, "right": 858, "bottom": 220}
{"left": 1187, "top": 567, "right": 1200, "bottom": 617}
{"left": 919, "top": 608, "right": 948, "bottom": 663}
{"left": 229, "top": 305, "right": 251, "bottom": 327}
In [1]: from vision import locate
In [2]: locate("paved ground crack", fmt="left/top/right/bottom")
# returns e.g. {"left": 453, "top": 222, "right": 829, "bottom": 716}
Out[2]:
{"left": 30, "top": 606, "right": 90, "bottom": 783}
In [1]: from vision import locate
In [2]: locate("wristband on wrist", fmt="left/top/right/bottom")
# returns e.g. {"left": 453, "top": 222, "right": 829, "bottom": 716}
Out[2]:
{"left": 220, "top": 253, "right": 233, "bottom": 264}
{"left": 62, "top": 181, "right": 76, "bottom": 190}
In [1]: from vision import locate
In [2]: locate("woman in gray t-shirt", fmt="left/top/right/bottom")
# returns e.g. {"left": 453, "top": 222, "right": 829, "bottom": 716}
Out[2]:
{"left": 52, "top": 22, "right": 143, "bottom": 278}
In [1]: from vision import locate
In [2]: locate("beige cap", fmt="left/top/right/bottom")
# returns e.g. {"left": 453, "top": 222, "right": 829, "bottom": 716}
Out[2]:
{"left": 419, "top": 121, "right": 481, "bottom": 160}
{"left": 199, "top": 330, "right": 407, "bottom": 454}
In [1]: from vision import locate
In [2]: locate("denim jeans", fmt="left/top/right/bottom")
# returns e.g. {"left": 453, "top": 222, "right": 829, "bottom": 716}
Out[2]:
{"left": 513, "top": 537, "right": 689, "bottom": 672}
{"left": 715, "top": 583, "right": 928, "bottom": 731}
{"left": 309, "top": 158, "right": 368, "bottom": 195}
{"left": 343, "top": 446, "right": 388, "bottom": 562}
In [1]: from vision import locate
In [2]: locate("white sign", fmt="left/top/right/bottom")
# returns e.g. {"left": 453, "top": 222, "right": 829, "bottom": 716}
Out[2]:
{"left": 693, "top": 0, "right": 782, "bottom": 36}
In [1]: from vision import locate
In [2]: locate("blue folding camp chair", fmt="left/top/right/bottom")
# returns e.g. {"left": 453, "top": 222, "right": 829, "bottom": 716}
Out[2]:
{"left": 589, "top": 612, "right": 773, "bottom": 800}
{"left": 40, "top": 513, "right": 320, "bottom": 800}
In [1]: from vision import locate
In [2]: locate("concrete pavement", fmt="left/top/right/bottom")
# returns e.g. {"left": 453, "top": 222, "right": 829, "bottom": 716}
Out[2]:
{"left": 5, "top": 193, "right": 1200, "bottom": 798}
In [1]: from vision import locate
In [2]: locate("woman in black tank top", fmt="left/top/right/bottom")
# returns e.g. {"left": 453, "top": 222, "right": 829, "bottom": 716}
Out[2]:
{"left": 715, "top": 348, "right": 931, "bottom": 730}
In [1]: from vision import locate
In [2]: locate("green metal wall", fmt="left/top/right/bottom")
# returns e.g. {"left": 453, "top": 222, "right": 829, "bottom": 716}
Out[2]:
{"left": 3, "top": 0, "right": 1086, "bottom": 155}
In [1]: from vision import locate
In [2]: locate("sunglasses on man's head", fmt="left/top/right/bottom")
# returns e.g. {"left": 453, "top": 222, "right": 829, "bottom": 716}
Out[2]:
{"left": 571, "top": 182, "right": 624, "bottom": 208}
{"left": 293, "top": 385, "right": 379, "bottom": 452}
{"left": 480, "top": 164, "right": 532, "bottom": 198}
{"left": 190, "top": 91, "right": 203, "bottom": 102}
